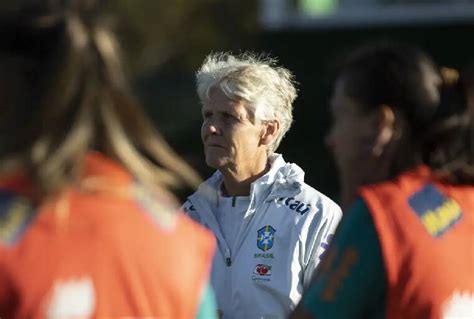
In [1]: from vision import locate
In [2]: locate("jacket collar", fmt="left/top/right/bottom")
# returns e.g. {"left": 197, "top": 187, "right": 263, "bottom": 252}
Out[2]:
{"left": 190, "top": 153, "right": 305, "bottom": 210}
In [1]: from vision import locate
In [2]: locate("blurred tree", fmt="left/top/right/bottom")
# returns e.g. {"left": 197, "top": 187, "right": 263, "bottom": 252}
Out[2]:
{"left": 99, "top": 0, "right": 260, "bottom": 188}
{"left": 110, "top": 0, "right": 258, "bottom": 76}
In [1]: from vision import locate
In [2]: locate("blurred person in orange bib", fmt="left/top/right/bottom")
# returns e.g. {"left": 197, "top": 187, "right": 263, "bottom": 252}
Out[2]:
{"left": 0, "top": 1, "right": 217, "bottom": 318}
{"left": 291, "top": 42, "right": 473, "bottom": 319}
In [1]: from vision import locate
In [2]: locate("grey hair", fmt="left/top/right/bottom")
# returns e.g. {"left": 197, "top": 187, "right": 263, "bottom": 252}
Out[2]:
{"left": 196, "top": 52, "right": 298, "bottom": 155}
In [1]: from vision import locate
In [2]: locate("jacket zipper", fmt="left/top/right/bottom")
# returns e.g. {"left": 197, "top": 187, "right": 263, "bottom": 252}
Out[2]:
{"left": 225, "top": 248, "right": 232, "bottom": 266}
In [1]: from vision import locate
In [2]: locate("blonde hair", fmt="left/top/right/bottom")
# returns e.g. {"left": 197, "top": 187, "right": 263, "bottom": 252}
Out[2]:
{"left": 0, "top": 3, "right": 200, "bottom": 198}
{"left": 196, "top": 52, "right": 298, "bottom": 155}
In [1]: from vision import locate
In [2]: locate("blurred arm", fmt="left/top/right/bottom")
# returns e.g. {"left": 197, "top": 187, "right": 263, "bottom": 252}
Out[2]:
{"left": 292, "top": 199, "right": 387, "bottom": 319}
{"left": 303, "top": 203, "right": 342, "bottom": 288}
{"left": 196, "top": 282, "right": 218, "bottom": 319}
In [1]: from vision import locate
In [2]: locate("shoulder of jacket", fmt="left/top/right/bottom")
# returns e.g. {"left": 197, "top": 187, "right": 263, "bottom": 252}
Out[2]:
{"left": 182, "top": 198, "right": 197, "bottom": 213}
{"left": 274, "top": 183, "right": 341, "bottom": 219}
{"left": 183, "top": 173, "right": 222, "bottom": 210}
{"left": 296, "top": 183, "right": 337, "bottom": 205}
{"left": 180, "top": 196, "right": 206, "bottom": 225}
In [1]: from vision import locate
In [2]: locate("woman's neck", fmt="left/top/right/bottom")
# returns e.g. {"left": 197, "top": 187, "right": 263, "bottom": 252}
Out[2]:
{"left": 220, "top": 158, "right": 270, "bottom": 197}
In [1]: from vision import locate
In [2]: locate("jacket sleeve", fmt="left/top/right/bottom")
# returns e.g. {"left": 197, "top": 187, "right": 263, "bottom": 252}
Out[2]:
{"left": 302, "top": 199, "right": 342, "bottom": 288}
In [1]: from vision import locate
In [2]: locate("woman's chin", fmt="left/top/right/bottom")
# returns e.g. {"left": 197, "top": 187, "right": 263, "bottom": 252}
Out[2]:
{"left": 205, "top": 157, "right": 228, "bottom": 170}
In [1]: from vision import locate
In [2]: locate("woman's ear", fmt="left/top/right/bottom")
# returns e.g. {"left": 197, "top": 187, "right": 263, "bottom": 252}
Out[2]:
{"left": 260, "top": 120, "right": 280, "bottom": 146}
{"left": 372, "top": 104, "right": 396, "bottom": 156}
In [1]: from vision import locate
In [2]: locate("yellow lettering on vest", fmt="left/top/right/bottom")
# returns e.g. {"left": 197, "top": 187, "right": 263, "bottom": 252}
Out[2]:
{"left": 421, "top": 199, "right": 461, "bottom": 236}
{"left": 422, "top": 211, "right": 439, "bottom": 235}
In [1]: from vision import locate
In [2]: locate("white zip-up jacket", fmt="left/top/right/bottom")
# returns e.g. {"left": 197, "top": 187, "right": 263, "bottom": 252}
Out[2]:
{"left": 183, "top": 154, "right": 342, "bottom": 319}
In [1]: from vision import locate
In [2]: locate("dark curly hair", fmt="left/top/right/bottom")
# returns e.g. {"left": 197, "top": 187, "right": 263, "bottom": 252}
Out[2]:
{"left": 335, "top": 41, "right": 473, "bottom": 184}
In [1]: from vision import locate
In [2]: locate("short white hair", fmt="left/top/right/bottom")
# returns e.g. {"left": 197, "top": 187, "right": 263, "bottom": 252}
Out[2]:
{"left": 196, "top": 52, "right": 298, "bottom": 155}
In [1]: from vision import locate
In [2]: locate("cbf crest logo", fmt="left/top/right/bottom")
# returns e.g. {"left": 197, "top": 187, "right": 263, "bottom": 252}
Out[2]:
{"left": 257, "top": 225, "right": 276, "bottom": 251}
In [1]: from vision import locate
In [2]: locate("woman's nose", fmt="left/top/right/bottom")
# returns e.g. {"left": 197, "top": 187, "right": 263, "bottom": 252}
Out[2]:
{"left": 202, "top": 120, "right": 220, "bottom": 136}
{"left": 209, "top": 124, "right": 219, "bottom": 134}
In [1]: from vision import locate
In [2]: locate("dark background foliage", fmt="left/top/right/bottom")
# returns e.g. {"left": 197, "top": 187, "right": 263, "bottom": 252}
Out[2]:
{"left": 111, "top": 0, "right": 474, "bottom": 202}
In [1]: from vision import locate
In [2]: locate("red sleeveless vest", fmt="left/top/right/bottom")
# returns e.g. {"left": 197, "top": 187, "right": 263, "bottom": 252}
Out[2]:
{"left": 0, "top": 153, "right": 215, "bottom": 318}
{"left": 360, "top": 166, "right": 474, "bottom": 319}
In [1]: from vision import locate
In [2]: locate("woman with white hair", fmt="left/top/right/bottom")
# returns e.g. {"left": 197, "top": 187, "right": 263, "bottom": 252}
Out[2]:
{"left": 183, "top": 52, "right": 342, "bottom": 319}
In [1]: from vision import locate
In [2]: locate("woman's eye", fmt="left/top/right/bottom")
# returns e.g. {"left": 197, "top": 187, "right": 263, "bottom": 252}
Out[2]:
{"left": 223, "top": 113, "right": 237, "bottom": 121}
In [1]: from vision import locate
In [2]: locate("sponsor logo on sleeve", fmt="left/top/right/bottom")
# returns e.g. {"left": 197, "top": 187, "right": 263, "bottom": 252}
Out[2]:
{"left": 276, "top": 197, "right": 311, "bottom": 215}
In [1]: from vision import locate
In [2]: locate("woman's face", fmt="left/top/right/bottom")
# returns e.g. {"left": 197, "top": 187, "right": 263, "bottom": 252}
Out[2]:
{"left": 200, "top": 88, "right": 268, "bottom": 173}
{"left": 325, "top": 77, "right": 381, "bottom": 206}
